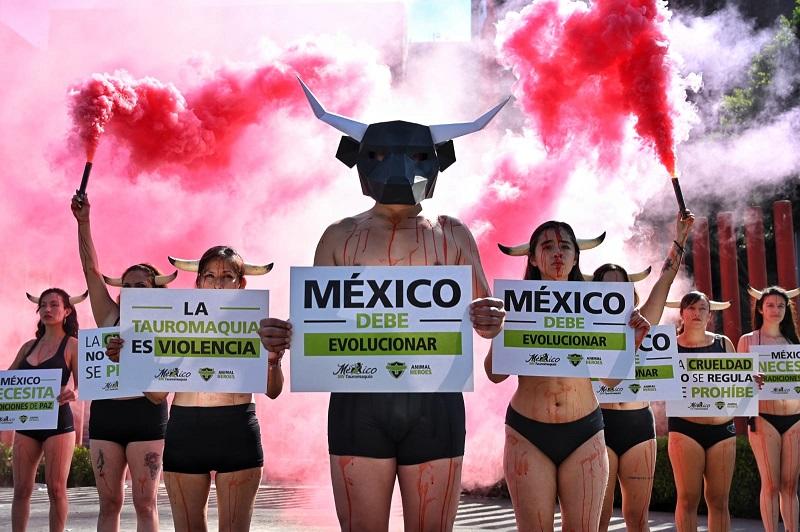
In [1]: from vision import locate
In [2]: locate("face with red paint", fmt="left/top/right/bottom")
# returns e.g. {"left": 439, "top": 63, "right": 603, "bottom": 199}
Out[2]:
{"left": 529, "top": 228, "right": 577, "bottom": 281}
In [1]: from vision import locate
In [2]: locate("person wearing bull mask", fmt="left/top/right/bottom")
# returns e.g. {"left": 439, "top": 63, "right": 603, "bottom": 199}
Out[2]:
{"left": 259, "top": 79, "right": 507, "bottom": 531}
{"left": 71, "top": 193, "right": 175, "bottom": 532}
{"left": 143, "top": 246, "right": 283, "bottom": 532}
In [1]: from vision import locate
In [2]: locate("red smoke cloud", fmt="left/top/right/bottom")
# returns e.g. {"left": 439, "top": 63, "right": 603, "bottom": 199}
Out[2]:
{"left": 69, "top": 43, "right": 374, "bottom": 183}
{"left": 499, "top": 0, "right": 677, "bottom": 175}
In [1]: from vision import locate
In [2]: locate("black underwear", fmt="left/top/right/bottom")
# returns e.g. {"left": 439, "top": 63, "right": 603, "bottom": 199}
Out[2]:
{"left": 328, "top": 392, "right": 465, "bottom": 466}
{"left": 505, "top": 406, "right": 604, "bottom": 466}
{"left": 89, "top": 397, "right": 168, "bottom": 447}
{"left": 749, "top": 412, "right": 800, "bottom": 436}
{"left": 668, "top": 417, "right": 736, "bottom": 450}
{"left": 601, "top": 406, "right": 656, "bottom": 457}
{"left": 16, "top": 404, "right": 74, "bottom": 443}
{"left": 163, "top": 403, "right": 262, "bottom": 474}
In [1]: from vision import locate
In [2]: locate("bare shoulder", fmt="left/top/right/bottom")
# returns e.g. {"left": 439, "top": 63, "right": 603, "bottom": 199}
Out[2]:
{"left": 9, "top": 339, "right": 35, "bottom": 369}
{"left": 436, "top": 214, "right": 475, "bottom": 240}
{"left": 315, "top": 214, "right": 367, "bottom": 266}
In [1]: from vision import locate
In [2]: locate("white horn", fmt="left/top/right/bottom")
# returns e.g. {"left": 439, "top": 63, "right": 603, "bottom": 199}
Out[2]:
{"left": 168, "top": 256, "right": 200, "bottom": 273}
{"left": 69, "top": 291, "right": 89, "bottom": 305}
{"left": 26, "top": 293, "right": 40, "bottom": 304}
{"left": 297, "top": 77, "right": 369, "bottom": 142}
{"left": 155, "top": 271, "right": 178, "bottom": 286}
{"left": 578, "top": 232, "right": 606, "bottom": 251}
{"left": 429, "top": 97, "right": 510, "bottom": 145}
{"left": 243, "top": 263, "right": 274, "bottom": 276}
{"left": 103, "top": 275, "right": 123, "bottom": 287}
{"left": 747, "top": 286, "right": 763, "bottom": 300}
{"left": 498, "top": 242, "right": 529, "bottom": 256}
{"left": 628, "top": 266, "right": 652, "bottom": 283}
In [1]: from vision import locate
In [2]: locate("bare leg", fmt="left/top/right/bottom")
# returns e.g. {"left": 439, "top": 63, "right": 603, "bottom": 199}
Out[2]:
{"left": 668, "top": 432, "right": 705, "bottom": 532}
{"left": 779, "top": 423, "right": 800, "bottom": 532}
{"left": 91, "top": 440, "right": 128, "bottom": 532}
{"left": 749, "top": 418, "right": 782, "bottom": 532}
{"left": 703, "top": 438, "right": 735, "bottom": 532}
{"left": 397, "top": 457, "right": 462, "bottom": 532}
{"left": 599, "top": 447, "right": 618, "bottom": 532}
{"left": 42, "top": 431, "right": 76, "bottom": 531}
{"left": 215, "top": 467, "right": 262, "bottom": 532}
{"left": 617, "top": 439, "right": 656, "bottom": 532}
{"left": 127, "top": 440, "right": 164, "bottom": 532}
{"left": 504, "top": 426, "right": 557, "bottom": 532}
{"left": 164, "top": 471, "right": 211, "bottom": 532}
{"left": 329, "top": 455, "right": 396, "bottom": 532}
{"left": 557, "top": 431, "right": 608, "bottom": 532}
{"left": 11, "top": 433, "right": 44, "bottom": 532}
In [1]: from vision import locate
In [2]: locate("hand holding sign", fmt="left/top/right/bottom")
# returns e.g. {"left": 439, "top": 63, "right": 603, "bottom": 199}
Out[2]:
{"left": 469, "top": 297, "right": 505, "bottom": 339}
{"left": 629, "top": 308, "right": 651, "bottom": 349}
{"left": 259, "top": 318, "right": 292, "bottom": 354}
{"left": 106, "top": 336, "right": 123, "bottom": 363}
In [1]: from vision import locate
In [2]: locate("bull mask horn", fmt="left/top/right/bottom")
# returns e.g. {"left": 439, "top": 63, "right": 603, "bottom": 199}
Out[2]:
{"left": 498, "top": 231, "right": 606, "bottom": 256}
{"left": 103, "top": 270, "right": 178, "bottom": 287}
{"left": 297, "top": 77, "right": 368, "bottom": 142}
{"left": 582, "top": 266, "right": 652, "bottom": 282}
{"left": 665, "top": 299, "right": 731, "bottom": 311}
{"left": 429, "top": 97, "right": 510, "bottom": 145}
{"left": 168, "top": 256, "right": 273, "bottom": 276}
{"left": 27, "top": 290, "right": 89, "bottom": 305}
{"left": 748, "top": 286, "right": 800, "bottom": 300}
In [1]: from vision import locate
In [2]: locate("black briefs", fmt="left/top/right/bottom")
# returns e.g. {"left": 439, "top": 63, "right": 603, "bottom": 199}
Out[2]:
{"left": 89, "top": 397, "right": 167, "bottom": 447}
{"left": 505, "top": 405, "right": 605, "bottom": 466}
{"left": 163, "top": 403, "right": 262, "bottom": 474}
{"left": 749, "top": 412, "right": 800, "bottom": 436}
{"left": 601, "top": 406, "right": 656, "bottom": 457}
{"left": 16, "top": 403, "right": 75, "bottom": 443}
{"left": 668, "top": 417, "right": 736, "bottom": 450}
{"left": 328, "top": 392, "right": 465, "bottom": 466}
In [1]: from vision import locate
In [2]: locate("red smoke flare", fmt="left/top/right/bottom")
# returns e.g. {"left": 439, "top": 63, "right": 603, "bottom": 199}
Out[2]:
{"left": 500, "top": 0, "right": 677, "bottom": 175}
{"left": 69, "top": 43, "right": 376, "bottom": 177}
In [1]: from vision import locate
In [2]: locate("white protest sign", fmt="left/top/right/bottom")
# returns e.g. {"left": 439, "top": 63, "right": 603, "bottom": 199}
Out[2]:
{"left": 0, "top": 369, "right": 61, "bottom": 430}
{"left": 666, "top": 352, "right": 758, "bottom": 417}
{"left": 492, "top": 280, "right": 635, "bottom": 378}
{"left": 78, "top": 327, "right": 143, "bottom": 400}
{"left": 290, "top": 266, "right": 473, "bottom": 392}
{"left": 751, "top": 344, "right": 800, "bottom": 400}
{"left": 594, "top": 325, "right": 682, "bottom": 401}
{"left": 120, "top": 288, "right": 269, "bottom": 392}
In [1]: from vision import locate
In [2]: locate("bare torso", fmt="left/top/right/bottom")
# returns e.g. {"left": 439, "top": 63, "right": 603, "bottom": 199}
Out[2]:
{"left": 512, "top": 376, "right": 600, "bottom": 422}
{"left": 740, "top": 330, "right": 800, "bottom": 416}
{"left": 315, "top": 205, "right": 489, "bottom": 297}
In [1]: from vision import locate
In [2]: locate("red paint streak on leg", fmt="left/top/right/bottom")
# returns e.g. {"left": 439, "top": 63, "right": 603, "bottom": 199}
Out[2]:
{"left": 417, "top": 462, "right": 435, "bottom": 531}
{"left": 439, "top": 459, "right": 455, "bottom": 530}
{"left": 338, "top": 457, "right": 355, "bottom": 532}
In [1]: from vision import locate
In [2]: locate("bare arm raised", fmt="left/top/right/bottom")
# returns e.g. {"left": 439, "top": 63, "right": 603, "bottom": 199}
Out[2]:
{"left": 71, "top": 194, "right": 119, "bottom": 327}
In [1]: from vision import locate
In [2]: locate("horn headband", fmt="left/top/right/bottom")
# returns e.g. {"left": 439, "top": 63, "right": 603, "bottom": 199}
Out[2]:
{"left": 582, "top": 266, "right": 652, "bottom": 282}
{"left": 27, "top": 290, "right": 89, "bottom": 306}
{"left": 168, "top": 256, "right": 274, "bottom": 276}
{"left": 498, "top": 232, "right": 606, "bottom": 256}
{"left": 102, "top": 270, "right": 178, "bottom": 288}
{"left": 297, "top": 76, "right": 510, "bottom": 144}
{"left": 665, "top": 299, "right": 731, "bottom": 311}
{"left": 747, "top": 286, "right": 800, "bottom": 300}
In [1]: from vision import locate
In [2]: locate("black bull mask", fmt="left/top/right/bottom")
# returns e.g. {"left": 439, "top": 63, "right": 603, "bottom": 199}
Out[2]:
{"left": 299, "top": 77, "right": 509, "bottom": 205}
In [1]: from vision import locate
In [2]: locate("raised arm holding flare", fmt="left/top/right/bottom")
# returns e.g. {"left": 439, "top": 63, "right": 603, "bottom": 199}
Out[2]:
{"left": 70, "top": 193, "right": 172, "bottom": 532}
{"left": 593, "top": 211, "right": 694, "bottom": 532}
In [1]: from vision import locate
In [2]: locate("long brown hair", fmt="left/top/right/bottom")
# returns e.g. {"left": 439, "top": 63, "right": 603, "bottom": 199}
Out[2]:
{"left": 195, "top": 246, "right": 245, "bottom": 287}
{"left": 34, "top": 288, "right": 79, "bottom": 339}
{"left": 753, "top": 286, "right": 800, "bottom": 344}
